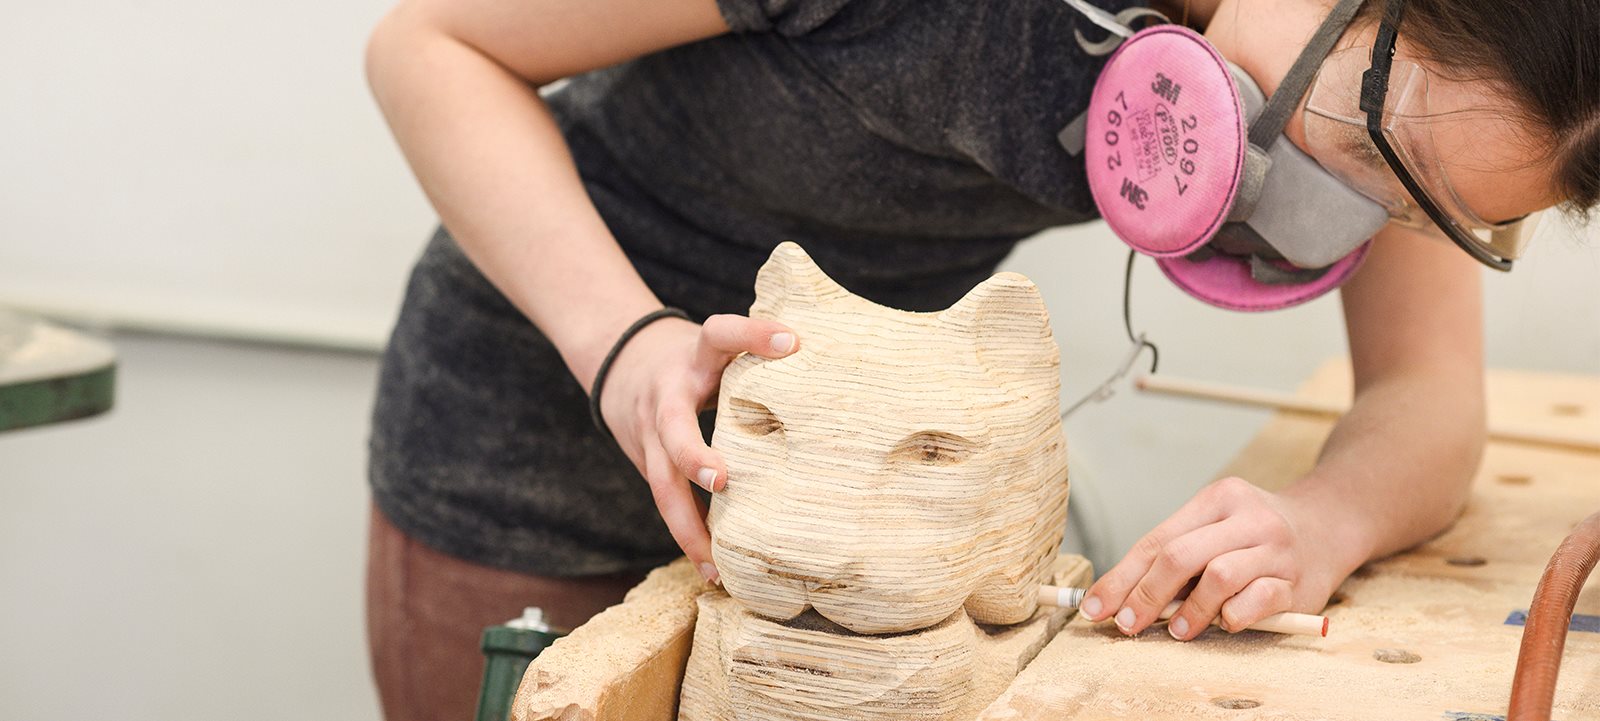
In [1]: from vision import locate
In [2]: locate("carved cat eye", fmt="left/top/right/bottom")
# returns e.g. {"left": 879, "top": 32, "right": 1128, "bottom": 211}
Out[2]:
{"left": 728, "top": 398, "right": 783, "bottom": 437}
{"left": 891, "top": 431, "right": 977, "bottom": 466}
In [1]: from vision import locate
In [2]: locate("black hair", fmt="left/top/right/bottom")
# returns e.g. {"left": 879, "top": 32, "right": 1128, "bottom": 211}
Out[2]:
{"left": 1359, "top": 0, "right": 1600, "bottom": 213}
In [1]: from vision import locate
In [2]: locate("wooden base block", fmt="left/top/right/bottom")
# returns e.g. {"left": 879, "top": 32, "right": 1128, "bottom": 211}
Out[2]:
{"left": 681, "top": 596, "right": 978, "bottom": 721}
{"left": 680, "top": 555, "right": 1092, "bottom": 721}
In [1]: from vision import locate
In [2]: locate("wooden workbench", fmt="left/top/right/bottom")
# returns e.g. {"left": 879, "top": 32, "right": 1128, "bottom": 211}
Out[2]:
{"left": 981, "top": 360, "right": 1600, "bottom": 720}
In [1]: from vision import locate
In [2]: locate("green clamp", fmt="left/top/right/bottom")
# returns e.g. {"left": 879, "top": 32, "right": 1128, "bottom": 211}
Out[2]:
{"left": 475, "top": 608, "right": 566, "bottom": 721}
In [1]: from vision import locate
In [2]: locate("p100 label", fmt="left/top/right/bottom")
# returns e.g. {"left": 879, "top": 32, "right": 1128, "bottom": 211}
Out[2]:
{"left": 1101, "top": 81, "right": 1203, "bottom": 211}
{"left": 1085, "top": 27, "right": 1247, "bottom": 257}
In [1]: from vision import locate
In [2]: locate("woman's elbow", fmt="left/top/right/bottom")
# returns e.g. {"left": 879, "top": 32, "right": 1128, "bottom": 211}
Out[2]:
{"left": 364, "top": 3, "right": 423, "bottom": 100}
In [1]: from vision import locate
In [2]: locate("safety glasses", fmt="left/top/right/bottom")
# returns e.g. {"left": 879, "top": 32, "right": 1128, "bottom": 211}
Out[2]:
{"left": 1357, "top": 0, "right": 1535, "bottom": 270}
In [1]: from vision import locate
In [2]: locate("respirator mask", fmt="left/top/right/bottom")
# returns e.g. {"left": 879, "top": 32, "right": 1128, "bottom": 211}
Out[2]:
{"left": 1060, "top": 0, "right": 1540, "bottom": 312}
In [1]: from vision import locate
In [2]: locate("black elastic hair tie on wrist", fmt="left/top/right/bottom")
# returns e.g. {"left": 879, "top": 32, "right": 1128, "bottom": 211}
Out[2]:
{"left": 589, "top": 307, "right": 691, "bottom": 442}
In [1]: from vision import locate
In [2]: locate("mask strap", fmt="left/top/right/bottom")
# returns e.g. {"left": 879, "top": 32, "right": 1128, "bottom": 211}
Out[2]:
{"left": 1060, "top": 0, "right": 1137, "bottom": 38}
{"left": 1247, "top": 0, "right": 1367, "bottom": 150}
{"left": 1228, "top": 0, "right": 1365, "bottom": 222}
{"left": 1070, "top": 6, "right": 1173, "bottom": 57}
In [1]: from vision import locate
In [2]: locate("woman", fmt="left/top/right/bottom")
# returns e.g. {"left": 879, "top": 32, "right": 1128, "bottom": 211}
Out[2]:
{"left": 361, "top": 0, "right": 1598, "bottom": 717}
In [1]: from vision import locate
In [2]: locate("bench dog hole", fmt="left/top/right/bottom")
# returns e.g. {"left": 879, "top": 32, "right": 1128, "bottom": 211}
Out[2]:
{"left": 1212, "top": 697, "right": 1262, "bottom": 710}
{"left": 1373, "top": 648, "right": 1422, "bottom": 664}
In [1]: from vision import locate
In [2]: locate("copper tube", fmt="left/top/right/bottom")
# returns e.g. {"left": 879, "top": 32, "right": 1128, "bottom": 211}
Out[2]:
{"left": 1508, "top": 510, "right": 1600, "bottom": 720}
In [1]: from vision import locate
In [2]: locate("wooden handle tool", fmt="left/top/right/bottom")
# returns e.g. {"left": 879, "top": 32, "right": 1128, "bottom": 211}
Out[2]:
{"left": 1039, "top": 585, "right": 1329, "bottom": 637}
{"left": 1135, "top": 374, "right": 1600, "bottom": 454}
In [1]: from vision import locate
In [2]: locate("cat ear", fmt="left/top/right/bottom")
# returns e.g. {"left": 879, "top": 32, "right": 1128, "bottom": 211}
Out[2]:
{"left": 750, "top": 242, "right": 852, "bottom": 320}
{"left": 940, "top": 273, "right": 1059, "bottom": 390}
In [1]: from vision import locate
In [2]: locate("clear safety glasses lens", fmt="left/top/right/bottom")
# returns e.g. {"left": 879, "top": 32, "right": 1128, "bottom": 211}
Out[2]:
{"left": 1303, "top": 46, "right": 1536, "bottom": 260}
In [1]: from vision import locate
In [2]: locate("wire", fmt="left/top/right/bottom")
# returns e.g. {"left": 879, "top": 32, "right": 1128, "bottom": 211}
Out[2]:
{"left": 1060, "top": 252, "right": 1161, "bottom": 419}
{"left": 1123, "top": 250, "right": 1160, "bottom": 374}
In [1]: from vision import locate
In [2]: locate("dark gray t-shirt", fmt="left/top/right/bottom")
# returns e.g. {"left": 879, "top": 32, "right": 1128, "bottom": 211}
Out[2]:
{"left": 553, "top": 0, "right": 1135, "bottom": 314}
{"left": 369, "top": 0, "right": 1139, "bottom": 576}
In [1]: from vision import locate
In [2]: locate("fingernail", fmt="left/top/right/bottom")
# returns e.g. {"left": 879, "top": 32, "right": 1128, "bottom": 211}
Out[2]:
{"left": 1115, "top": 607, "right": 1136, "bottom": 633}
{"left": 696, "top": 467, "right": 718, "bottom": 492}
{"left": 770, "top": 332, "right": 796, "bottom": 354}
{"left": 1169, "top": 616, "right": 1189, "bottom": 640}
{"left": 699, "top": 563, "right": 720, "bottom": 585}
{"left": 1081, "top": 596, "right": 1102, "bottom": 620}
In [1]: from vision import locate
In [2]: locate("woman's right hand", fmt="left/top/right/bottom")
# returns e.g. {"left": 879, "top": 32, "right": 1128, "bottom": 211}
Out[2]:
{"left": 597, "top": 313, "right": 799, "bottom": 584}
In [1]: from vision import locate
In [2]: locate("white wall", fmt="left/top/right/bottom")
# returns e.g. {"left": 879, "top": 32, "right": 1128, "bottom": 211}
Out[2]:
{"left": 1, "top": 336, "right": 381, "bottom": 721}
{"left": 0, "top": 0, "right": 434, "bottom": 348}
{"left": 1, "top": 2, "right": 1598, "bottom": 719}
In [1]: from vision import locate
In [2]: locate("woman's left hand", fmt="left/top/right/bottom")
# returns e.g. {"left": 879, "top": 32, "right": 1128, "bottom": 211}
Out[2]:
{"left": 1077, "top": 476, "right": 1349, "bottom": 640}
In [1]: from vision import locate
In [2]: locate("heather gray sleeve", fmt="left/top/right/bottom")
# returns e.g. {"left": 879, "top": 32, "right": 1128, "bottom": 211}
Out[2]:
{"left": 716, "top": 0, "right": 906, "bottom": 37}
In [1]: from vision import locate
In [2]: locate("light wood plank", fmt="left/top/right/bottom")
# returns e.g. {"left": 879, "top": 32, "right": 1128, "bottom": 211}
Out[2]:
{"left": 512, "top": 559, "right": 709, "bottom": 721}
{"left": 979, "top": 360, "right": 1600, "bottom": 720}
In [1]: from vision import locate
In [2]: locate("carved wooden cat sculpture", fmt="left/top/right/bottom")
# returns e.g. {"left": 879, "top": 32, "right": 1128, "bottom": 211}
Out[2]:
{"left": 708, "top": 242, "right": 1069, "bottom": 635}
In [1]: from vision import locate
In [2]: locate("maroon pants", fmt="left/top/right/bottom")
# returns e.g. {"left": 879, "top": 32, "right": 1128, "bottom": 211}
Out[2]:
{"left": 364, "top": 505, "right": 647, "bottom": 721}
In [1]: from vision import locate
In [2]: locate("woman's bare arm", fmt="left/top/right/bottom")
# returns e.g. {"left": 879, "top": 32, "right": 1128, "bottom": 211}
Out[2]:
{"left": 366, "top": 0, "right": 731, "bottom": 384}
{"left": 366, "top": 0, "right": 799, "bottom": 580}
{"left": 1302, "top": 224, "right": 1486, "bottom": 561}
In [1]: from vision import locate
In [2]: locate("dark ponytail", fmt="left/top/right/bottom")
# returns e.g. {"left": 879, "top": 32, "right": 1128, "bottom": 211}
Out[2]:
{"left": 1359, "top": 0, "right": 1600, "bottom": 212}
{"left": 1566, "top": 125, "right": 1600, "bottom": 212}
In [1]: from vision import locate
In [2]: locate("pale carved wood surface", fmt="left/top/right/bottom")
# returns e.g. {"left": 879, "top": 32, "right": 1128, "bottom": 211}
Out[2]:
{"left": 977, "top": 360, "right": 1600, "bottom": 720}
{"left": 679, "top": 556, "right": 1093, "bottom": 721}
{"left": 507, "top": 555, "right": 1091, "bottom": 721}
{"left": 514, "top": 241, "right": 1078, "bottom": 721}
{"left": 708, "top": 242, "right": 1071, "bottom": 634}
{"left": 519, "top": 361, "right": 1600, "bottom": 721}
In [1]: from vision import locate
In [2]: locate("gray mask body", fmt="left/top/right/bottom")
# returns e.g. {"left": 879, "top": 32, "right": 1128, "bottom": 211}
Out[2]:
{"left": 1213, "top": 64, "right": 1390, "bottom": 273}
